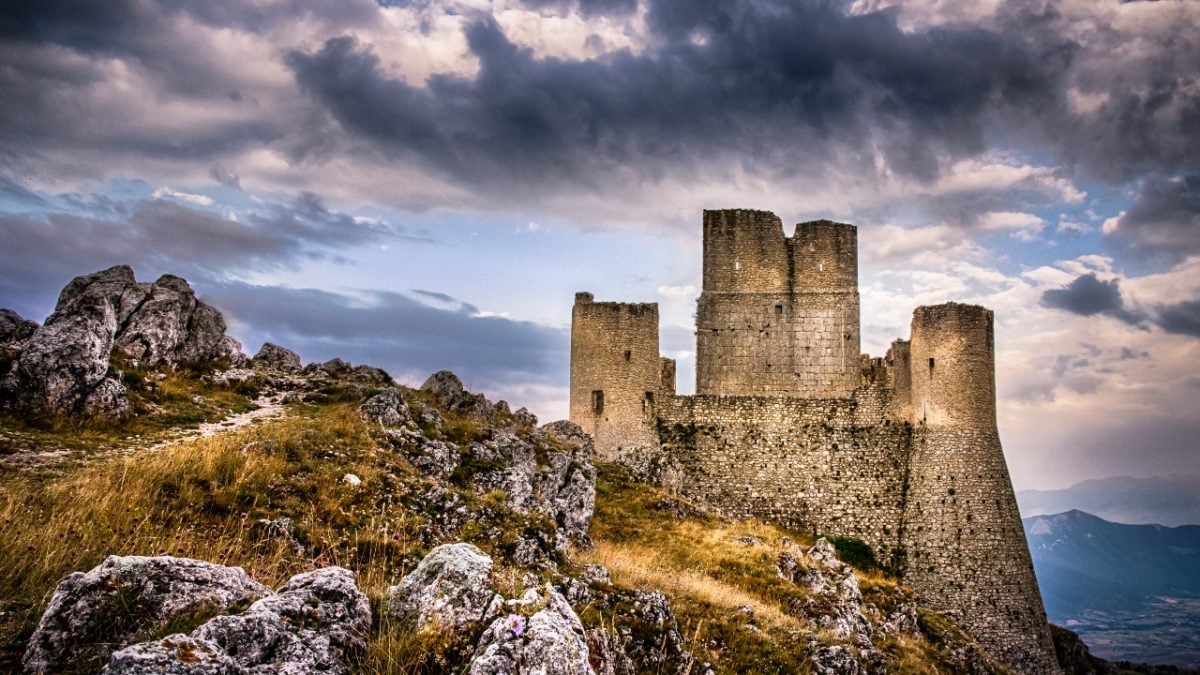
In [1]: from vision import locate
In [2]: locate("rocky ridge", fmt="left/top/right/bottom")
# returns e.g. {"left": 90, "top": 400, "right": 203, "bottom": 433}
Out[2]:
{"left": 2, "top": 265, "right": 1060, "bottom": 674}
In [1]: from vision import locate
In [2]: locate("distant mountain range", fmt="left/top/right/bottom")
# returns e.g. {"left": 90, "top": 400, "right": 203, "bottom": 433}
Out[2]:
{"left": 1024, "top": 509, "right": 1200, "bottom": 667}
{"left": 1018, "top": 475, "right": 1200, "bottom": 527}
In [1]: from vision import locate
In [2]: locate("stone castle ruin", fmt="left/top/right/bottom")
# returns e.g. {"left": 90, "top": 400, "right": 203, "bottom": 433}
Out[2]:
{"left": 569, "top": 209, "right": 1059, "bottom": 673}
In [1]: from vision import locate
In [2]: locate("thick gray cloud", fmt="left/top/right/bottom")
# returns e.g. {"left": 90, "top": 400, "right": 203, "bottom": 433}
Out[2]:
{"left": 285, "top": 5, "right": 1058, "bottom": 198}
{"left": 1041, "top": 273, "right": 1200, "bottom": 338}
{"left": 1041, "top": 274, "right": 1145, "bottom": 326}
{"left": 0, "top": 192, "right": 418, "bottom": 318}
{"left": 205, "top": 282, "right": 568, "bottom": 389}
{"left": 1112, "top": 174, "right": 1200, "bottom": 262}
{"left": 1156, "top": 300, "right": 1200, "bottom": 339}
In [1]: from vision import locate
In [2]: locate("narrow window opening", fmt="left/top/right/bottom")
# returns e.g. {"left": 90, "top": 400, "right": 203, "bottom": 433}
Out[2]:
{"left": 774, "top": 304, "right": 783, "bottom": 315}
{"left": 643, "top": 391, "right": 655, "bottom": 413}
{"left": 818, "top": 262, "right": 825, "bottom": 272}
{"left": 734, "top": 261, "right": 741, "bottom": 271}
{"left": 591, "top": 390, "right": 604, "bottom": 414}
{"left": 624, "top": 349, "right": 632, "bottom": 361}
{"left": 928, "top": 357, "right": 935, "bottom": 370}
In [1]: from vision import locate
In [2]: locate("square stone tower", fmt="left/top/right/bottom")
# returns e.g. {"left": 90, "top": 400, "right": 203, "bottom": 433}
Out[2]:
{"left": 695, "top": 209, "right": 860, "bottom": 397}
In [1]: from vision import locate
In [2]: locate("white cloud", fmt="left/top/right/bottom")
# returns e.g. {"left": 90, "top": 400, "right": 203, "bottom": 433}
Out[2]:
{"left": 978, "top": 211, "right": 1046, "bottom": 241}
{"left": 151, "top": 186, "right": 214, "bottom": 206}
{"left": 1102, "top": 211, "right": 1124, "bottom": 235}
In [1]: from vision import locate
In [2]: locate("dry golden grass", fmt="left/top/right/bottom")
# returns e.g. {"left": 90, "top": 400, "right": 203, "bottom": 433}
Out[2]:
{"left": 583, "top": 540, "right": 800, "bottom": 630}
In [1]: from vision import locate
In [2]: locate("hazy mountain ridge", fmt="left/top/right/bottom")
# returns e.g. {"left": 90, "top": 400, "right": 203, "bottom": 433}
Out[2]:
{"left": 1024, "top": 510, "right": 1200, "bottom": 668}
{"left": 1019, "top": 475, "right": 1200, "bottom": 527}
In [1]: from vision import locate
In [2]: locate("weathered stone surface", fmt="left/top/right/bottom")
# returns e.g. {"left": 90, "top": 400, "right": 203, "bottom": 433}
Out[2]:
{"left": 84, "top": 376, "right": 133, "bottom": 418}
{"left": 808, "top": 644, "right": 864, "bottom": 675}
{"left": 1, "top": 266, "right": 236, "bottom": 417}
{"left": 359, "top": 387, "right": 410, "bottom": 427}
{"left": 215, "top": 335, "right": 249, "bottom": 367}
{"left": 115, "top": 275, "right": 226, "bottom": 367}
{"left": 467, "top": 584, "right": 593, "bottom": 675}
{"left": 251, "top": 342, "right": 301, "bottom": 372}
{"left": 388, "top": 543, "right": 501, "bottom": 633}
{"left": 105, "top": 566, "right": 370, "bottom": 675}
{"left": 0, "top": 308, "right": 38, "bottom": 347}
{"left": 2, "top": 268, "right": 123, "bottom": 415}
{"left": 24, "top": 555, "right": 270, "bottom": 674}
{"left": 534, "top": 421, "right": 597, "bottom": 549}
{"left": 461, "top": 426, "right": 597, "bottom": 552}
{"left": 779, "top": 539, "right": 872, "bottom": 645}
{"left": 421, "top": 370, "right": 492, "bottom": 419}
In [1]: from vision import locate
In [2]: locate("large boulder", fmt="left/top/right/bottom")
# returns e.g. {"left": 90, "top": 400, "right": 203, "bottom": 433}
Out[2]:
{"left": 104, "top": 566, "right": 370, "bottom": 674}
{"left": 467, "top": 584, "right": 593, "bottom": 675}
{"left": 1, "top": 266, "right": 236, "bottom": 417}
{"left": 23, "top": 555, "right": 270, "bottom": 674}
{"left": 2, "top": 267, "right": 126, "bottom": 416}
{"left": 114, "top": 274, "right": 226, "bottom": 367}
{"left": 251, "top": 342, "right": 301, "bottom": 372}
{"left": 387, "top": 543, "right": 501, "bottom": 633}
{"left": 421, "top": 370, "right": 493, "bottom": 419}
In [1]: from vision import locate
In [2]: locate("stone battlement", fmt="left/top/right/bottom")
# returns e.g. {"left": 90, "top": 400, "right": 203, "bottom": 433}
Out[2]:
{"left": 569, "top": 209, "right": 1060, "bottom": 674}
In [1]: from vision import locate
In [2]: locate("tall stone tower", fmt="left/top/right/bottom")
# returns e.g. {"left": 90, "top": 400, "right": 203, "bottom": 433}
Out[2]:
{"left": 900, "top": 303, "right": 1059, "bottom": 674}
{"left": 695, "top": 209, "right": 860, "bottom": 397}
{"left": 569, "top": 293, "right": 667, "bottom": 461}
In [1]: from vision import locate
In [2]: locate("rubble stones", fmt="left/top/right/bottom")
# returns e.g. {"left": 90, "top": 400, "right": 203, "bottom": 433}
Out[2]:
{"left": 23, "top": 555, "right": 270, "bottom": 674}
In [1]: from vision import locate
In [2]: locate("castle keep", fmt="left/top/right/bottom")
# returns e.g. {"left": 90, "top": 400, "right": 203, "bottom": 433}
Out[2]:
{"left": 570, "top": 209, "right": 1059, "bottom": 674}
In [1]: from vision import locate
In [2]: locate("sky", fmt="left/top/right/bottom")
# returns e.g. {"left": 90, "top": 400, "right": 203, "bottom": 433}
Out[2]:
{"left": 1, "top": 0, "right": 1198, "bottom": 490}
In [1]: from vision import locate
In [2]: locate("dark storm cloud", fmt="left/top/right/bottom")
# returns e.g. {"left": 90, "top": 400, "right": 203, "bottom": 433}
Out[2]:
{"left": 285, "top": 3, "right": 1059, "bottom": 196}
{"left": 1112, "top": 174, "right": 1200, "bottom": 261}
{"left": 204, "top": 283, "right": 567, "bottom": 388}
{"left": 0, "top": 193, "right": 414, "bottom": 319}
{"left": 1156, "top": 300, "right": 1200, "bottom": 339}
{"left": 1040, "top": 274, "right": 1147, "bottom": 327}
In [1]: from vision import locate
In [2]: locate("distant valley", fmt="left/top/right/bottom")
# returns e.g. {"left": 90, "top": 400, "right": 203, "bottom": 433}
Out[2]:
{"left": 1024, "top": 509, "right": 1200, "bottom": 668}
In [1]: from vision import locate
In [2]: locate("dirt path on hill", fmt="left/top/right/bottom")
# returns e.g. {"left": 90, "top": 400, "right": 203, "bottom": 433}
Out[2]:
{"left": 0, "top": 394, "right": 288, "bottom": 473}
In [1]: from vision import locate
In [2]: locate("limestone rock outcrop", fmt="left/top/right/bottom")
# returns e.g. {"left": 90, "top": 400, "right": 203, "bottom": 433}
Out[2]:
{"left": 467, "top": 584, "right": 593, "bottom": 675}
{"left": 421, "top": 370, "right": 493, "bottom": 419}
{"left": 0, "top": 266, "right": 242, "bottom": 417}
{"left": 359, "top": 387, "right": 410, "bottom": 427}
{"left": 103, "top": 566, "right": 370, "bottom": 674}
{"left": 777, "top": 539, "right": 872, "bottom": 645}
{"left": 251, "top": 342, "right": 301, "bottom": 372}
{"left": 386, "top": 543, "right": 501, "bottom": 633}
{"left": 23, "top": 555, "right": 270, "bottom": 674}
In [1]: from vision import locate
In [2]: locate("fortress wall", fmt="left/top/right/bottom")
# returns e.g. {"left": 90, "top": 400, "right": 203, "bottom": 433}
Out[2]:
{"left": 570, "top": 293, "right": 662, "bottom": 461}
{"left": 657, "top": 388, "right": 910, "bottom": 562}
{"left": 902, "top": 303, "right": 1059, "bottom": 673}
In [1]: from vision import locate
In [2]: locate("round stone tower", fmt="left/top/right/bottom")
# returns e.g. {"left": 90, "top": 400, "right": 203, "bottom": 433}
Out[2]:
{"left": 569, "top": 292, "right": 662, "bottom": 461}
{"left": 901, "top": 303, "right": 1060, "bottom": 673}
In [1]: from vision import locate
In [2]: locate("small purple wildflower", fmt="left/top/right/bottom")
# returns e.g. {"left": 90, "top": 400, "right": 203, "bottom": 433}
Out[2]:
{"left": 507, "top": 613, "right": 526, "bottom": 637}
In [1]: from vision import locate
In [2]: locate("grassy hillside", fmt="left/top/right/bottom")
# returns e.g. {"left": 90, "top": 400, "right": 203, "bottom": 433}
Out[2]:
{"left": 1, "top": 393, "right": 1002, "bottom": 673}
